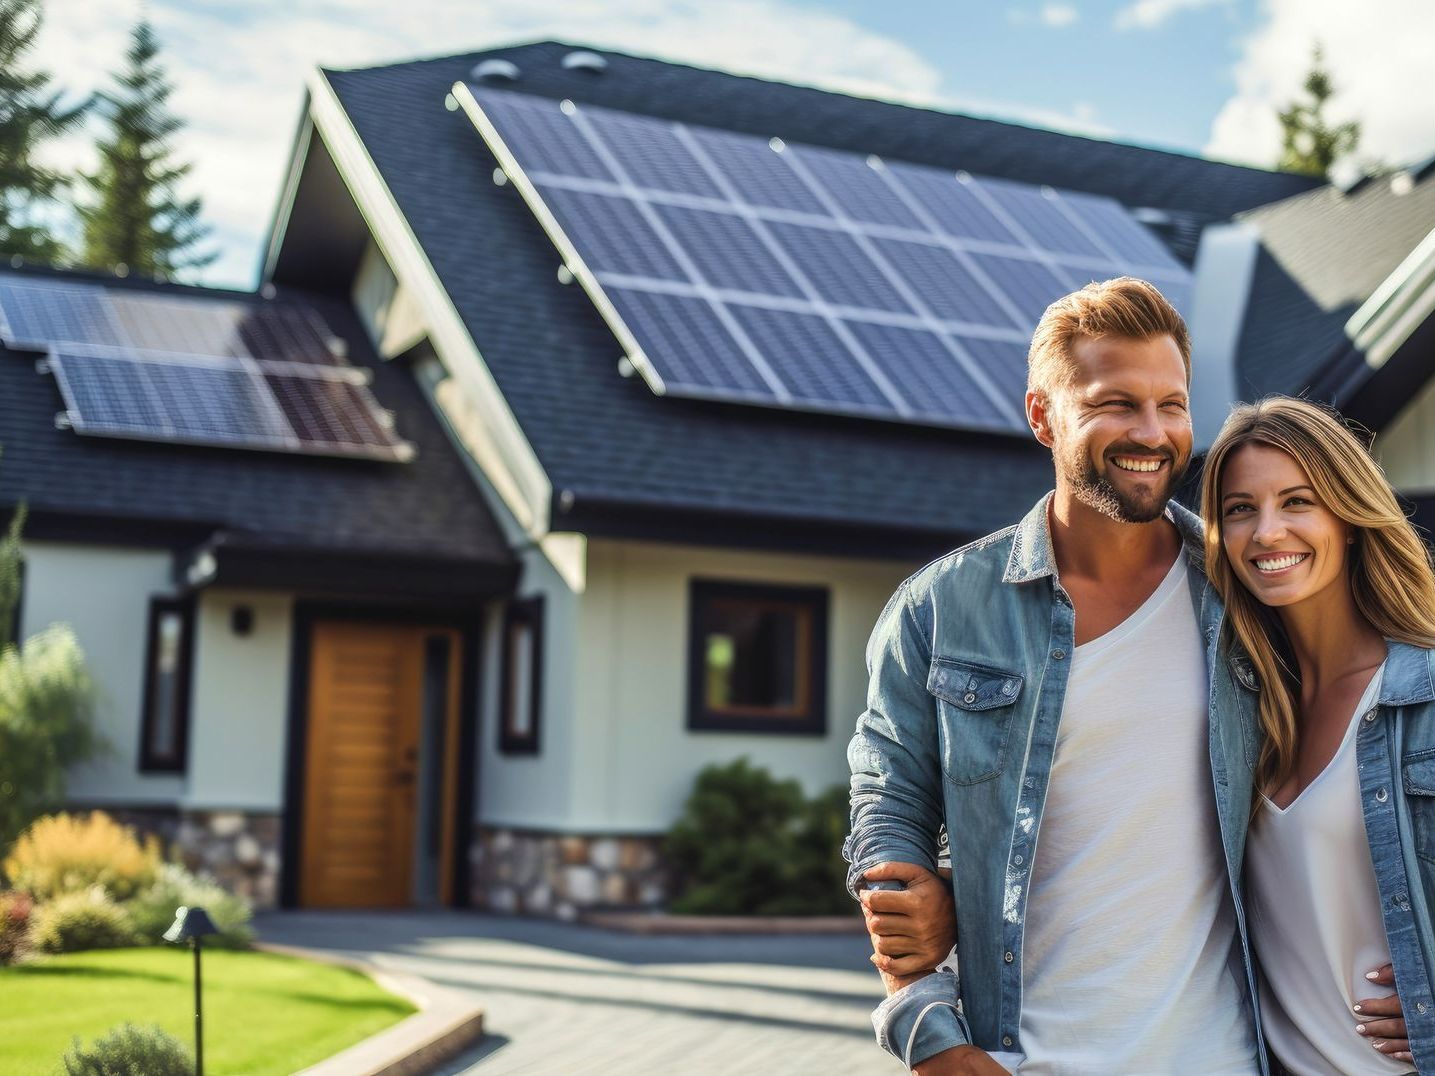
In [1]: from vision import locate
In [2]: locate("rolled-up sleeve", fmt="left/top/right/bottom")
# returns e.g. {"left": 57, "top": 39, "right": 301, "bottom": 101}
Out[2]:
{"left": 846, "top": 583, "right": 969, "bottom": 1065}
{"left": 845, "top": 581, "right": 944, "bottom": 895}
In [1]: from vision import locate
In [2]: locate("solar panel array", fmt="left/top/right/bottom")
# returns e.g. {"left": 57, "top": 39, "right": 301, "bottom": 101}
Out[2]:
{"left": 0, "top": 274, "right": 414, "bottom": 462}
{"left": 457, "top": 85, "right": 1194, "bottom": 434}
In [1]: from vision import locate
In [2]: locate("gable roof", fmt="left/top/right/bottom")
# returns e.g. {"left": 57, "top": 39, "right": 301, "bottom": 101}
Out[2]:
{"left": 0, "top": 266, "right": 515, "bottom": 593}
{"left": 1233, "top": 164, "right": 1435, "bottom": 404}
{"left": 284, "top": 40, "right": 1319, "bottom": 550}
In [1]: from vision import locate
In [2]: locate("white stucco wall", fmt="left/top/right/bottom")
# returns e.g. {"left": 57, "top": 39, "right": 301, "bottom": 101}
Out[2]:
{"left": 527, "top": 538, "right": 915, "bottom": 834}
{"left": 1376, "top": 360, "right": 1435, "bottom": 492}
{"left": 19, "top": 542, "right": 184, "bottom": 805}
{"left": 184, "top": 589, "right": 294, "bottom": 811}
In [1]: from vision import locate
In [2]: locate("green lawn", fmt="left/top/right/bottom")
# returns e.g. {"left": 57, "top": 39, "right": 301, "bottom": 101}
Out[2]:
{"left": 0, "top": 946, "right": 417, "bottom": 1075}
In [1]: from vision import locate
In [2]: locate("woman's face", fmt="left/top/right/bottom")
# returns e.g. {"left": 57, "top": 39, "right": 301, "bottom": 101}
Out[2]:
{"left": 1219, "top": 442, "right": 1352, "bottom": 610}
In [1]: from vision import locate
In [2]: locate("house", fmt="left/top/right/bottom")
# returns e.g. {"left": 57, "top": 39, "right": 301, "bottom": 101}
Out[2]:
{"left": 2, "top": 39, "right": 1428, "bottom": 918}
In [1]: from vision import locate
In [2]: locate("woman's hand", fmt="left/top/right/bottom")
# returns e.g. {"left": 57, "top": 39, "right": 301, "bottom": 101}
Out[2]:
{"left": 1354, "top": 964, "right": 1412, "bottom": 1064}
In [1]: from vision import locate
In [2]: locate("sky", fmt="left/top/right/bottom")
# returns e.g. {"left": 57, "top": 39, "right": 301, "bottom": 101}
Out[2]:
{"left": 28, "top": 0, "right": 1435, "bottom": 290}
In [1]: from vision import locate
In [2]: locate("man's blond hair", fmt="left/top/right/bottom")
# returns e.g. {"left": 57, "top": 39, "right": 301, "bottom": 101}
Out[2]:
{"left": 1027, "top": 277, "right": 1191, "bottom": 397}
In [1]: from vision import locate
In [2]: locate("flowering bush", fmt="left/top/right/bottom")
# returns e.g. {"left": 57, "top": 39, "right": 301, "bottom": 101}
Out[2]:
{"left": 2, "top": 811, "right": 160, "bottom": 903}
{"left": 27, "top": 887, "right": 136, "bottom": 953}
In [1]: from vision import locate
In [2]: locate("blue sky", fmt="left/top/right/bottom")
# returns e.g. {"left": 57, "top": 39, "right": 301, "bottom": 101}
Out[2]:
{"left": 30, "top": 0, "right": 1435, "bottom": 289}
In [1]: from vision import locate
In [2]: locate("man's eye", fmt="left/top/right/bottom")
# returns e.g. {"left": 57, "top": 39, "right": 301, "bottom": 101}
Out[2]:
{"left": 1163, "top": 401, "right": 1188, "bottom": 411}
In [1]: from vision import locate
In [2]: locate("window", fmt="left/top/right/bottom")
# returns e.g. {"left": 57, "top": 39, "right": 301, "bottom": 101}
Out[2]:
{"left": 687, "top": 580, "right": 828, "bottom": 734}
{"left": 499, "top": 597, "right": 543, "bottom": 754}
{"left": 138, "top": 597, "right": 194, "bottom": 772}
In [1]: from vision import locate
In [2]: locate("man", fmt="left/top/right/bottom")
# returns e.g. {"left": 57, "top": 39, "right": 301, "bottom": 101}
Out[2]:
{"left": 845, "top": 277, "right": 1262, "bottom": 1074}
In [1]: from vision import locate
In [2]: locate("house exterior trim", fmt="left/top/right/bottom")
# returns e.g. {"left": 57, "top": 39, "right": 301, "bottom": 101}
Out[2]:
{"left": 301, "top": 69, "right": 553, "bottom": 538}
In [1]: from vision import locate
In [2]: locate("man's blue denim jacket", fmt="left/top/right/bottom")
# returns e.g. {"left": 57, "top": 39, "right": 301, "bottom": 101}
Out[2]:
{"left": 845, "top": 493, "right": 1267, "bottom": 1069}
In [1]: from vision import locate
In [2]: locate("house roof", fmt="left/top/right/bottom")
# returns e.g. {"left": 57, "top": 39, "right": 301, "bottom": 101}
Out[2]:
{"left": 0, "top": 266, "right": 516, "bottom": 590}
{"left": 305, "top": 40, "right": 1316, "bottom": 548}
{"left": 1233, "top": 164, "right": 1435, "bottom": 401}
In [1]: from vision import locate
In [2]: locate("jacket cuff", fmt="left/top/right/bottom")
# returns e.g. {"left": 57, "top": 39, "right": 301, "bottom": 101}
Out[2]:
{"left": 872, "top": 969, "right": 970, "bottom": 1067}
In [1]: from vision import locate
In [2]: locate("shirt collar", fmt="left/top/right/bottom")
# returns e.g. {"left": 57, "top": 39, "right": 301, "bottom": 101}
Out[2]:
{"left": 1002, "top": 490, "right": 1206, "bottom": 584}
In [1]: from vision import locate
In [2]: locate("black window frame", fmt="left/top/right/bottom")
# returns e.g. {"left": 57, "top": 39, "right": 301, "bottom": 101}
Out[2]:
{"left": 137, "top": 595, "right": 196, "bottom": 773}
{"left": 498, "top": 596, "right": 544, "bottom": 755}
{"left": 686, "top": 579, "right": 829, "bottom": 735}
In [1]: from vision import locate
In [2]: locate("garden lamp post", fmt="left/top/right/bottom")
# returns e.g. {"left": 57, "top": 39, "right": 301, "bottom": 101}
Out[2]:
{"left": 163, "top": 905, "right": 219, "bottom": 1076}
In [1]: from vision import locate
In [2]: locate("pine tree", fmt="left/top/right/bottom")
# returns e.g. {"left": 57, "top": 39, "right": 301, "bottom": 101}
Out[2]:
{"left": 79, "top": 19, "right": 213, "bottom": 277}
{"left": 1276, "top": 44, "right": 1360, "bottom": 178}
{"left": 0, "top": 0, "right": 86, "bottom": 263}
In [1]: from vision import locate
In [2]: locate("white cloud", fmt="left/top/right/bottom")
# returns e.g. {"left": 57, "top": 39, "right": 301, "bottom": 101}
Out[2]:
{"left": 1205, "top": 0, "right": 1435, "bottom": 172}
{"left": 1041, "top": 5, "right": 1080, "bottom": 27}
{"left": 30, "top": 0, "right": 956, "bottom": 288}
{"left": 1114, "top": 0, "right": 1232, "bottom": 31}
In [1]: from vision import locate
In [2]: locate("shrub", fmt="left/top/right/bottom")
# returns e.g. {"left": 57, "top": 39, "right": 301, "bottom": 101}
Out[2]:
{"left": 0, "top": 888, "right": 32, "bottom": 965}
{"left": 60, "top": 1023, "right": 194, "bottom": 1076}
{"left": 28, "top": 887, "right": 136, "bottom": 953}
{"left": 3, "top": 811, "right": 160, "bottom": 902}
{"left": 665, "top": 757, "right": 853, "bottom": 916}
{"left": 127, "top": 862, "right": 254, "bottom": 949}
{"left": 0, "top": 624, "right": 99, "bottom": 848}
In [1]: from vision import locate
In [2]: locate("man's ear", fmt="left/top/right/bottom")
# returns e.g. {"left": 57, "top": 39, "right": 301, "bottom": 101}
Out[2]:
{"left": 1027, "top": 389, "right": 1055, "bottom": 448}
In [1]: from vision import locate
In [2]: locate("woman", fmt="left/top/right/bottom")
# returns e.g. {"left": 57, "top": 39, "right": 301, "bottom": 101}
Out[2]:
{"left": 1201, "top": 396, "right": 1435, "bottom": 1074}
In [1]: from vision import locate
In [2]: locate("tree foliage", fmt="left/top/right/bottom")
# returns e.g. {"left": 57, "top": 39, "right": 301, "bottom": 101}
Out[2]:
{"left": 78, "top": 19, "right": 213, "bottom": 276}
{"left": 1277, "top": 44, "right": 1360, "bottom": 178}
{"left": 0, "top": 0, "right": 86, "bottom": 262}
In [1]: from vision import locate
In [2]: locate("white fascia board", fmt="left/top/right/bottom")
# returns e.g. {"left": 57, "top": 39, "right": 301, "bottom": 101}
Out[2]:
{"left": 1188, "top": 220, "right": 1260, "bottom": 451}
{"left": 305, "top": 69, "right": 553, "bottom": 537}
{"left": 1346, "top": 224, "right": 1435, "bottom": 372}
{"left": 259, "top": 99, "right": 314, "bottom": 285}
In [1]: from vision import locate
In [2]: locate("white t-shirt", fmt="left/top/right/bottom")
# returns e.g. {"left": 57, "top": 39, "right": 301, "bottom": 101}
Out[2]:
{"left": 992, "top": 557, "right": 1257, "bottom": 1075}
{"left": 1248, "top": 664, "right": 1414, "bottom": 1076}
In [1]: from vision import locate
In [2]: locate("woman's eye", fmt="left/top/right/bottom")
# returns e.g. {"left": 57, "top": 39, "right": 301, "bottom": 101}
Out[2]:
{"left": 1285, "top": 497, "right": 1311, "bottom": 507}
{"left": 1224, "top": 504, "right": 1252, "bottom": 515}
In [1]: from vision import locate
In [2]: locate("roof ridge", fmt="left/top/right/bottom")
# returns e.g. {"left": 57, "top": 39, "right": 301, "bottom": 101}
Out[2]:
{"left": 327, "top": 38, "right": 1317, "bottom": 185}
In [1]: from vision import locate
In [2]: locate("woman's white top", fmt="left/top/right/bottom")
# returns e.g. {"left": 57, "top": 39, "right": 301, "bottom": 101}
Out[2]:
{"left": 1247, "top": 663, "right": 1413, "bottom": 1075}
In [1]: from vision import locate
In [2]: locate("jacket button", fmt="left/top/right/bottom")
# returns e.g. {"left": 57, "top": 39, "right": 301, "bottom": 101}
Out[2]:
{"left": 1365, "top": 708, "right": 1378, "bottom": 723}
{"left": 1418, "top": 1001, "right": 1428, "bottom": 1015}
{"left": 1004, "top": 951, "right": 1014, "bottom": 963}
{"left": 1003, "top": 1036, "right": 1014, "bottom": 1047}
{"left": 1376, "top": 787, "right": 1389, "bottom": 803}
{"left": 964, "top": 692, "right": 977, "bottom": 704}
{"left": 1051, "top": 649, "right": 1065, "bottom": 660}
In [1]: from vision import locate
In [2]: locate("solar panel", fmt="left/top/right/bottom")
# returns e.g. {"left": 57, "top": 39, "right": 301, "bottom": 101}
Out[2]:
{"left": 0, "top": 278, "right": 127, "bottom": 351}
{"left": 46, "top": 346, "right": 413, "bottom": 462}
{"left": 457, "top": 85, "right": 1194, "bottom": 434}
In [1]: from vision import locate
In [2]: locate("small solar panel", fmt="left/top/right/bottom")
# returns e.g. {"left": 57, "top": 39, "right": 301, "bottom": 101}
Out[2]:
{"left": 47, "top": 346, "right": 413, "bottom": 462}
{"left": 457, "top": 85, "right": 1195, "bottom": 435}
{"left": 0, "top": 278, "right": 126, "bottom": 351}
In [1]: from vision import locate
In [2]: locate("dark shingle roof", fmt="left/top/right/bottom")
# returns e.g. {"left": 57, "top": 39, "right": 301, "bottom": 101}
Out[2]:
{"left": 308, "top": 41, "right": 1317, "bottom": 542}
{"left": 1234, "top": 167, "right": 1435, "bottom": 399}
{"left": 0, "top": 267, "right": 514, "bottom": 569}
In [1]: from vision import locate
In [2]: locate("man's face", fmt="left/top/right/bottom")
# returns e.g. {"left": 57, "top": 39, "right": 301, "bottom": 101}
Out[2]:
{"left": 1034, "top": 334, "right": 1192, "bottom": 524}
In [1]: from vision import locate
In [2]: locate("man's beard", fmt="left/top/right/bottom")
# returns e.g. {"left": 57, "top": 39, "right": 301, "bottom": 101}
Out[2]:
{"left": 1057, "top": 441, "right": 1186, "bottom": 524}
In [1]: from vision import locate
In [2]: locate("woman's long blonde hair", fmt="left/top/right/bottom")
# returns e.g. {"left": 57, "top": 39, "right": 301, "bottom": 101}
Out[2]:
{"left": 1200, "top": 397, "right": 1435, "bottom": 795}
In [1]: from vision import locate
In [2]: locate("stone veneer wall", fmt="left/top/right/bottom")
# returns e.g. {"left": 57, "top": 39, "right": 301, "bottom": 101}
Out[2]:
{"left": 89, "top": 805, "right": 282, "bottom": 910}
{"left": 470, "top": 826, "right": 670, "bottom": 919}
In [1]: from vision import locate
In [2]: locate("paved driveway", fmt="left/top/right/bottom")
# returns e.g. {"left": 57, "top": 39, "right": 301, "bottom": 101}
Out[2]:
{"left": 254, "top": 910, "right": 889, "bottom": 1074}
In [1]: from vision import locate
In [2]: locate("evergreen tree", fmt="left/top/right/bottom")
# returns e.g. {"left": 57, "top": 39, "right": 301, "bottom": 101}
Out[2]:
{"left": 1277, "top": 44, "right": 1360, "bottom": 178}
{"left": 79, "top": 19, "right": 213, "bottom": 277}
{"left": 0, "top": 0, "right": 85, "bottom": 263}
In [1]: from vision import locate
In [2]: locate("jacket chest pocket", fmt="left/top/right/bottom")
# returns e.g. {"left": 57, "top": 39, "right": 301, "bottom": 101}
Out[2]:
{"left": 1402, "top": 751, "right": 1435, "bottom": 866}
{"left": 928, "top": 657, "right": 1023, "bottom": 786}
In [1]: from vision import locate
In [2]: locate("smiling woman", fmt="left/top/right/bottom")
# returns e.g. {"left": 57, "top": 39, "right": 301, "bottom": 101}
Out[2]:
{"left": 1200, "top": 396, "right": 1435, "bottom": 1072}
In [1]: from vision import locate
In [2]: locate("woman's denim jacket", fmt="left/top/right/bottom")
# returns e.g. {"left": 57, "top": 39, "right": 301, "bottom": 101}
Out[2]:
{"left": 1338, "top": 638, "right": 1435, "bottom": 1071}
{"left": 844, "top": 493, "right": 1268, "bottom": 1069}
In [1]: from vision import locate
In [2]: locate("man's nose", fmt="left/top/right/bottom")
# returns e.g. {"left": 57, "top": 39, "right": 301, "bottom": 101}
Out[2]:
{"left": 1128, "top": 405, "right": 1166, "bottom": 447}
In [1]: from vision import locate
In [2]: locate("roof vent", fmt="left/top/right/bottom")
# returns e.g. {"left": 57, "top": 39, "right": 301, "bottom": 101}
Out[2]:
{"left": 472, "top": 59, "right": 520, "bottom": 83}
{"left": 562, "top": 50, "right": 608, "bottom": 74}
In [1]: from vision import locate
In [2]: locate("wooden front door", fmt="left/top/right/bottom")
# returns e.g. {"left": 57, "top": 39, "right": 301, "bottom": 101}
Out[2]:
{"left": 300, "top": 621, "right": 462, "bottom": 908}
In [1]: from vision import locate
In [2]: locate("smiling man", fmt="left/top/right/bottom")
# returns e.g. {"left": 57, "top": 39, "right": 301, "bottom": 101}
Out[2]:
{"left": 844, "top": 277, "right": 1266, "bottom": 1074}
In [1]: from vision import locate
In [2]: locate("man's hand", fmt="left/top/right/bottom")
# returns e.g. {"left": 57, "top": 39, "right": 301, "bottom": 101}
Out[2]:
{"left": 913, "top": 1044, "right": 1010, "bottom": 1075}
{"left": 1354, "top": 963, "right": 1413, "bottom": 1063}
{"left": 859, "top": 861, "right": 956, "bottom": 994}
